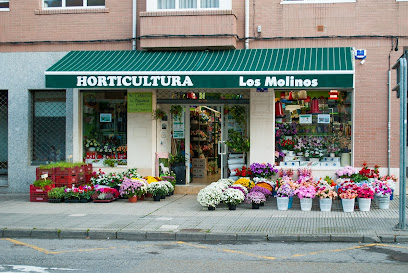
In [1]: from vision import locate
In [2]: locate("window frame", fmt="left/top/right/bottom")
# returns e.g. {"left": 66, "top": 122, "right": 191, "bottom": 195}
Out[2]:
{"left": 0, "top": 0, "right": 10, "bottom": 11}
{"left": 43, "top": 0, "right": 105, "bottom": 10}
{"left": 147, "top": 0, "right": 231, "bottom": 11}
{"left": 281, "top": 0, "right": 356, "bottom": 4}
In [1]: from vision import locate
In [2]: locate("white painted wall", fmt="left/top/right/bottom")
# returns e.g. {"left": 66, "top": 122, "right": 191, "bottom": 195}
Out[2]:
{"left": 249, "top": 89, "right": 275, "bottom": 164}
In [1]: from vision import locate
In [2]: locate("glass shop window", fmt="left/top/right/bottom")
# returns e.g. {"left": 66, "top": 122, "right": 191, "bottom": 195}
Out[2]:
{"left": 82, "top": 91, "right": 127, "bottom": 166}
{"left": 275, "top": 90, "right": 352, "bottom": 168}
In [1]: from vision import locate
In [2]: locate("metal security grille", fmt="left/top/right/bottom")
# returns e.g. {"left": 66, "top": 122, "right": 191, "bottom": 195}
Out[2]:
{"left": 32, "top": 91, "right": 66, "bottom": 164}
{"left": 0, "top": 91, "right": 7, "bottom": 174}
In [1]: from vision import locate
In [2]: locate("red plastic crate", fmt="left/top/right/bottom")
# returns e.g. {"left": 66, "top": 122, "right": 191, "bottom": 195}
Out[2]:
{"left": 55, "top": 175, "right": 78, "bottom": 183}
{"left": 35, "top": 174, "right": 56, "bottom": 181}
{"left": 36, "top": 168, "right": 54, "bottom": 177}
{"left": 30, "top": 193, "right": 49, "bottom": 202}
{"left": 29, "top": 184, "right": 54, "bottom": 194}
{"left": 54, "top": 167, "right": 77, "bottom": 176}
{"left": 85, "top": 174, "right": 92, "bottom": 183}
{"left": 85, "top": 164, "right": 93, "bottom": 174}
{"left": 76, "top": 174, "right": 85, "bottom": 183}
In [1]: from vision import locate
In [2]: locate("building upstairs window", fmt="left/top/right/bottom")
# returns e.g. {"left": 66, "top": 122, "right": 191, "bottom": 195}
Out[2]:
{"left": 0, "top": 0, "right": 9, "bottom": 10}
{"left": 150, "top": 0, "right": 231, "bottom": 11}
{"left": 43, "top": 0, "right": 105, "bottom": 9}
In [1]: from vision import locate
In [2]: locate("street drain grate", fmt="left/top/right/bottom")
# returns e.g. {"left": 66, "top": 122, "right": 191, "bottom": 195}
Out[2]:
{"left": 179, "top": 229, "right": 203, "bottom": 232}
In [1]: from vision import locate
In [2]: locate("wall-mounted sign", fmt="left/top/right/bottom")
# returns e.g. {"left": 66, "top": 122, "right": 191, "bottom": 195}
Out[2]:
{"left": 100, "top": 113, "right": 112, "bottom": 123}
{"left": 173, "top": 110, "right": 185, "bottom": 139}
{"left": 127, "top": 92, "right": 152, "bottom": 113}
{"left": 318, "top": 114, "right": 331, "bottom": 124}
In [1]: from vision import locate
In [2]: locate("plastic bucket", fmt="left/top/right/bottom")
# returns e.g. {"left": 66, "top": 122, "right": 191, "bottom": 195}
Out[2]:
{"left": 288, "top": 196, "right": 293, "bottom": 209}
{"left": 300, "top": 198, "right": 313, "bottom": 211}
{"left": 319, "top": 198, "right": 332, "bottom": 212}
{"left": 378, "top": 196, "right": 390, "bottom": 209}
{"left": 358, "top": 198, "right": 371, "bottom": 212}
{"left": 277, "top": 197, "right": 289, "bottom": 211}
{"left": 342, "top": 198, "right": 355, "bottom": 213}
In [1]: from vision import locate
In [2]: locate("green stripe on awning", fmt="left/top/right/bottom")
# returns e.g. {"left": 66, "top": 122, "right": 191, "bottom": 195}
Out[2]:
{"left": 45, "top": 47, "right": 354, "bottom": 89}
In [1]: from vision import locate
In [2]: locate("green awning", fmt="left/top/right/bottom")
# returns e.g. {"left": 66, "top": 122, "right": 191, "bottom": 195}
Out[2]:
{"left": 45, "top": 47, "right": 354, "bottom": 89}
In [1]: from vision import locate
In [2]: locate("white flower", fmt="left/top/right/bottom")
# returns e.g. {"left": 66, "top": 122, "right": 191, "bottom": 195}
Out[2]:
{"left": 217, "top": 178, "right": 235, "bottom": 186}
{"left": 221, "top": 188, "right": 245, "bottom": 205}
{"left": 197, "top": 186, "right": 222, "bottom": 207}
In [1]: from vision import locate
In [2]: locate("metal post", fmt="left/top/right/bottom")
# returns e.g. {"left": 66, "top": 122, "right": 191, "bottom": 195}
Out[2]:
{"left": 394, "top": 57, "right": 407, "bottom": 230}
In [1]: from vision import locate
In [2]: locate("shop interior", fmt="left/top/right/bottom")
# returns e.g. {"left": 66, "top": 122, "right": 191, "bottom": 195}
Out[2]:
{"left": 275, "top": 90, "right": 352, "bottom": 168}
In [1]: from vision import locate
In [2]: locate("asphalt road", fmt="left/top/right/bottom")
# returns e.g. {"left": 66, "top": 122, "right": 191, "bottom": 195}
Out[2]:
{"left": 1, "top": 238, "right": 408, "bottom": 273}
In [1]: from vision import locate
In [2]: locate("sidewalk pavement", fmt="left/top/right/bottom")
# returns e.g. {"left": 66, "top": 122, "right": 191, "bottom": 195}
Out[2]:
{"left": 1, "top": 193, "right": 408, "bottom": 243}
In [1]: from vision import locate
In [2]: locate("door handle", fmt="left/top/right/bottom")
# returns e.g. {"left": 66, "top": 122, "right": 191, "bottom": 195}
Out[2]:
{"left": 218, "top": 141, "right": 221, "bottom": 155}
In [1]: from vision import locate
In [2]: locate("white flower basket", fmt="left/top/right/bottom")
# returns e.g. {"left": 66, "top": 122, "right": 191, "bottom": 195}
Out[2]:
{"left": 342, "top": 198, "right": 355, "bottom": 213}
{"left": 378, "top": 195, "right": 390, "bottom": 209}
{"left": 300, "top": 198, "right": 313, "bottom": 211}
{"left": 276, "top": 196, "right": 289, "bottom": 211}
{"left": 358, "top": 198, "right": 371, "bottom": 212}
{"left": 319, "top": 198, "right": 332, "bottom": 212}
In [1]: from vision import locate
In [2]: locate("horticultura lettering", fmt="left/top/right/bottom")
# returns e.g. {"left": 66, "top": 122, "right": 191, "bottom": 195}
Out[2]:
{"left": 76, "top": 75, "right": 194, "bottom": 87}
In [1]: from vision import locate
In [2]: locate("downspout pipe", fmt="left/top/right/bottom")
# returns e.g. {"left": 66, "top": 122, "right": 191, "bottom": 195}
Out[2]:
{"left": 132, "top": 0, "right": 137, "bottom": 50}
{"left": 388, "top": 69, "right": 391, "bottom": 175}
{"left": 245, "top": 0, "right": 249, "bottom": 49}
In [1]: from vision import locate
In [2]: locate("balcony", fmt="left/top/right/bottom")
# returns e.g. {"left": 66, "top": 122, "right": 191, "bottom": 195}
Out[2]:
{"left": 139, "top": 10, "right": 237, "bottom": 50}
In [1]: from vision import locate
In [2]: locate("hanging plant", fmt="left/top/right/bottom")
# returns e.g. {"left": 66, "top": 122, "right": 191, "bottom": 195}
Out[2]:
{"left": 226, "top": 105, "right": 247, "bottom": 128}
{"left": 226, "top": 129, "right": 250, "bottom": 153}
{"left": 170, "top": 105, "right": 183, "bottom": 119}
{"left": 153, "top": 109, "right": 168, "bottom": 121}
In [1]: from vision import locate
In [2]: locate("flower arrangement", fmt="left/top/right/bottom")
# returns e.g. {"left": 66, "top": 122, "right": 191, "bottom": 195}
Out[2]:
{"left": 374, "top": 182, "right": 392, "bottom": 196}
{"left": 297, "top": 167, "right": 312, "bottom": 178}
{"left": 221, "top": 188, "right": 245, "bottom": 205}
{"left": 191, "top": 130, "right": 207, "bottom": 138}
{"left": 276, "top": 122, "right": 297, "bottom": 136}
{"left": 245, "top": 191, "right": 266, "bottom": 204}
{"left": 154, "top": 109, "right": 167, "bottom": 120}
{"left": 197, "top": 186, "right": 222, "bottom": 207}
{"left": 335, "top": 166, "right": 358, "bottom": 179}
{"left": 293, "top": 137, "right": 306, "bottom": 154}
{"left": 170, "top": 105, "right": 183, "bottom": 119}
{"left": 315, "top": 185, "right": 337, "bottom": 199}
{"left": 84, "top": 138, "right": 100, "bottom": 148}
{"left": 64, "top": 185, "right": 94, "bottom": 200}
{"left": 275, "top": 183, "right": 295, "bottom": 197}
{"left": 145, "top": 176, "right": 159, "bottom": 184}
{"left": 357, "top": 184, "right": 374, "bottom": 199}
{"left": 249, "top": 162, "right": 278, "bottom": 178}
{"left": 208, "top": 181, "right": 230, "bottom": 191}
{"left": 337, "top": 182, "right": 359, "bottom": 195}
{"left": 380, "top": 174, "right": 398, "bottom": 182}
{"left": 119, "top": 178, "right": 148, "bottom": 198}
{"left": 278, "top": 138, "right": 295, "bottom": 151}
{"left": 122, "top": 168, "right": 140, "bottom": 179}
{"left": 278, "top": 168, "right": 294, "bottom": 178}
{"left": 161, "top": 172, "right": 176, "bottom": 187}
{"left": 90, "top": 169, "right": 123, "bottom": 188}
{"left": 234, "top": 166, "right": 252, "bottom": 177}
{"left": 234, "top": 178, "right": 255, "bottom": 190}
{"left": 117, "top": 145, "right": 127, "bottom": 153}
{"left": 359, "top": 162, "right": 380, "bottom": 179}
{"left": 254, "top": 181, "right": 274, "bottom": 192}
{"left": 250, "top": 185, "right": 272, "bottom": 197}
{"left": 294, "top": 185, "right": 316, "bottom": 199}
{"left": 229, "top": 184, "right": 248, "bottom": 196}
{"left": 339, "top": 189, "right": 358, "bottom": 199}
{"left": 161, "top": 180, "right": 174, "bottom": 193}
{"left": 326, "top": 143, "right": 340, "bottom": 155}
{"left": 217, "top": 178, "right": 235, "bottom": 186}
{"left": 148, "top": 182, "right": 168, "bottom": 196}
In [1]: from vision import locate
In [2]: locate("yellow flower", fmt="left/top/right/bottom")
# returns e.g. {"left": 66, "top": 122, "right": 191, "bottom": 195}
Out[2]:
{"left": 234, "top": 178, "right": 254, "bottom": 189}
{"left": 145, "top": 176, "right": 158, "bottom": 184}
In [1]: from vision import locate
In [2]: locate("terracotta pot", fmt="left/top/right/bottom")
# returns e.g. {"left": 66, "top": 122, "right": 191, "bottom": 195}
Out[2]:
{"left": 128, "top": 196, "right": 137, "bottom": 203}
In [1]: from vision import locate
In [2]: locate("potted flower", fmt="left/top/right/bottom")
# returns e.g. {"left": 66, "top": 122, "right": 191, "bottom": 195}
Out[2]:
{"left": 229, "top": 184, "right": 248, "bottom": 196}
{"left": 374, "top": 182, "right": 392, "bottom": 209}
{"left": 47, "top": 187, "right": 66, "bottom": 203}
{"left": 161, "top": 180, "right": 174, "bottom": 196}
{"left": 339, "top": 189, "right": 358, "bottom": 212}
{"left": 234, "top": 166, "right": 252, "bottom": 178}
{"left": 357, "top": 184, "right": 374, "bottom": 211}
{"left": 84, "top": 138, "right": 100, "bottom": 151}
{"left": 154, "top": 109, "right": 168, "bottom": 121}
{"left": 233, "top": 177, "right": 255, "bottom": 190}
{"left": 275, "top": 183, "right": 294, "bottom": 211}
{"left": 221, "top": 188, "right": 245, "bottom": 210}
{"left": 170, "top": 105, "right": 183, "bottom": 120}
{"left": 148, "top": 182, "right": 168, "bottom": 201}
{"left": 335, "top": 166, "right": 359, "bottom": 181}
{"left": 245, "top": 191, "right": 266, "bottom": 209}
{"left": 197, "top": 186, "right": 222, "bottom": 210}
{"left": 226, "top": 129, "right": 250, "bottom": 154}
{"left": 315, "top": 185, "right": 337, "bottom": 212}
{"left": 294, "top": 184, "right": 316, "bottom": 211}
{"left": 119, "top": 178, "right": 148, "bottom": 203}
{"left": 249, "top": 162, "right": 278, "bottom": 179}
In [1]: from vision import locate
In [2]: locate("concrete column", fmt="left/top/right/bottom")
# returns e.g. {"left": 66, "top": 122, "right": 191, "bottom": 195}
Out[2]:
{"left": 249, "top": 89, "right": 275, "bottom": 164}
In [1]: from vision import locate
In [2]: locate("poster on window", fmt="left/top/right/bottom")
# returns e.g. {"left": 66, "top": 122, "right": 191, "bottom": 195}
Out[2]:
{"left": 317, "top": 114, "right": 331, "bottom": 124}
{"left": 100, "top": 113, "right": 112, "bottom": 123}
{"left": 173, "top": 111, "right": 185, "bottom": 139}
{"left": 299, "top": 114, "right": 312, "bottom": 124}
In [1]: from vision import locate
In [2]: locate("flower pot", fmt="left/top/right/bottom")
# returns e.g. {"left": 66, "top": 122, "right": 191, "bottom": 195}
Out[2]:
{"left": 342, "top": 198, "right": 355, "bottom": 213}
{"left": 300, "top": 198, "right": 313, "bottom": 211}
{"left": 153, "top": 195, "right": 161, "bottom": 201}
{"left": 358, "top": 198, "right": 371, "bottom": 211}
{"left": 208, "top": 205, "right": 215, "bottom": 210}
{"left": 330, "top": 153, "right": 335, "bottom": 158}
{"left": 319, "top": 198, "right": 332, "bottom": 212}
{"left": 171, "top": 163, "right": 186, "bottom": 185}
{"left": 288, "top": 196, "right": 293, "bottom": 209}
{"left": 48, "top": 198, "right": 62, "bottom": 203}
{"left": 128, "top": 196, "right": 137, "bottom": 203}
{"left": 88, "top": 147, "right": 96, "bottom": 152}
{"left": 378, "top": 195, "right": 390, "bottom": 209}
{"left": 277, "top": 197, "right": 289, "bottom": 211}
{"left": 390, "top": 189, "right": 394, "bottom": 200}
{"left": 260, "top": 202, "right": 265, "bottom": 206}
{"left": 161, "top": 195, "right": 166, "bottom": 199}
{"left": 228, "top": 204, "right": 236, "bottom": 210}
{"left": 287, "top": 151, "right": 295, "bottom": 156}
{"left": 252, "top": 202, "right": 260, "bottom": 209}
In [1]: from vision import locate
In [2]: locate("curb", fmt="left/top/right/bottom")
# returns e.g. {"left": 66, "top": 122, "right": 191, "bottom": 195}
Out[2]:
{"left": 0, "top": 228, "right": 405, "bottom": 243}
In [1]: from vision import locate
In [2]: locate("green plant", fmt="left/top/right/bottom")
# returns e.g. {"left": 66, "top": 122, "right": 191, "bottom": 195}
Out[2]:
{"left": 170, "top": 105, "right": 183, "bottom": 119}
{"left": 226, "top": 130, "right": 250, "bottom": 153}
{"left": 104, "top": 159, "right": 117, "bottom": 167}
{"left": 154, "top": 109, "right": 168, "bottom": 120}
{"left": 47, "top": 187, "right": 66, "bottom": 199}
{"left": 226, "top": 105, "right": 247, "bottom": 129}
{"left": 33, "top": 179, "right": 54, "bottom": 189}
{"left": 169, "top": 153, "right": 186, "bottom": 164}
